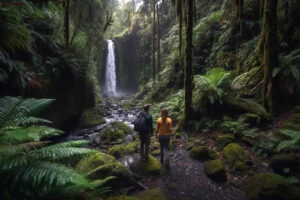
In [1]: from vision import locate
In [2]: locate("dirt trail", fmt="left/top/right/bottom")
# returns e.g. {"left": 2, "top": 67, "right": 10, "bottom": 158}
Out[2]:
{"left": 141, "top": 139, "right": 246, "bottom": 200}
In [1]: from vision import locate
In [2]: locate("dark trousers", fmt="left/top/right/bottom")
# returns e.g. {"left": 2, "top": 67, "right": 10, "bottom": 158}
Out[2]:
{"left": 139, "top": 132, "right": 150, "bottom": 159}
{"left": 158, "top": 135, "right": 170, "bottom": 164}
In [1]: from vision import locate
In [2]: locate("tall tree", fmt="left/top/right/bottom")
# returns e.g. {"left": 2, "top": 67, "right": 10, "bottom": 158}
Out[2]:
{"left": 157, "top": 3, "right": 160, "bottom": 80}
{"left": 234, "top": 0, "right": 244, "bottom": 37}
{"left": 63, "top": 0, "right": 70, "bottom": 64}
{"left": 260, "top": 0, "right": 279, "bottom": 114}
{"left": 183, "top": 0, "right": 194, "bottom": 127}
{"left": 152, "top": 0, "right": 156, "bottom": 81}
{"left": 172, "top": 0, "right": 183, "bottom": 57}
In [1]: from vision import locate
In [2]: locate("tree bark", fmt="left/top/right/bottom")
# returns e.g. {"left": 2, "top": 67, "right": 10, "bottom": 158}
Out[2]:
{"left": 183, "top": 0, "right": 194, "bottom": 127}
{"left": 178, "top": 0, "right": 183, "bottom": 57}
{"left": 261, "top": 0, "right": 278, "bottom": 114}
{"left": 157, "top": 4, "right": 161, "bottom": 81}
{"left": 152, "top": 0, "right": 156, "bottom": 81}
{"left": 64, "top": 0, "right": 70, "bottom": 64}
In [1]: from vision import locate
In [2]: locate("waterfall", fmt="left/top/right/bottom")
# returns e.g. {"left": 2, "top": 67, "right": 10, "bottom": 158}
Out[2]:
{"left": 105, "top": 40, "right": 117, "bottom": 96}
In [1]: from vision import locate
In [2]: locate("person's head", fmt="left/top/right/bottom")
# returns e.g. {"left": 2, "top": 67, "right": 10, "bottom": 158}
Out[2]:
{"left": 143, "top": 104, "right": 150, "bottom": 112}
{"left": 161, "top": 108, "right": 168, "bottom": 119}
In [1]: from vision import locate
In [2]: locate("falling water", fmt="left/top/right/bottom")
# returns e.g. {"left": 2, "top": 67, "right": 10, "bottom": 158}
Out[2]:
{"left": 105, "top": 40, "right": 117, "bottom": 96}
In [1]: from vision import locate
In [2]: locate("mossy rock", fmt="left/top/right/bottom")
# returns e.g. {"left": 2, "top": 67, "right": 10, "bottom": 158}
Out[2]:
{"left": 175, "top": 132, "right": 182, "bottom": 139}
{"left": 189, "top": 146, "right": 216, "bottom": 161}
{"left": 151, "top": 148, "right": 160, "bottom": 156}
{"left": 215, "top": 134, "right": 235, "bottom": 150}
{"left": 245, "top": 173, "right": 300, "bottom": 200}
{"left": 186, "top": 138, "right": 206, "bottom": 151}
{"left": 204, "top": 159, "right": 226, "bottom": 182}
{"left": 76, "top": 152, "right": 115, "bottom": 174}
{"left": 111, "top": 121, "right": 132, "bottom": 134}
{"left": 108, "top": 144, "right": 126, "bottom": 158}
{"left": 135, "top": 189, "right": 167, "bottom": 200}
{"left": 234, "top": 161, "right": 246, "bottom": 173}
{"left": 108, "top": 196, "right": 139, "bottom": 200}
{"left": 79, "top": 108, "right": 106, "bottom": 128}
{"left": 222, "top": 143, "right": 245, "bottom": 166}
{"left": 165, "top": 182, "right": 177, "bottom": 190}
{"left": 150, "top": 141, "right": 160, "bottom": 151}
{"left": 270, "top": 154, "right": 299, "bottom": 176}
{"left": 131, "top": 156, "right": 162, "bottom": 176}
{"left": 125, "top": 142, "right": 140, "bottom": 154}
{"left": 100, "top": 126, "right": 125, "bottom": 142}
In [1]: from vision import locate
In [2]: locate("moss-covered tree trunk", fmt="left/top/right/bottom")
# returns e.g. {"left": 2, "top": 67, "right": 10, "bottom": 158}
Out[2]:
{"left": 63, "top": 0, "right": 70, "bottom": 64}
{"left": 152, "top": 0, "right": 156, "bottom": 81}
{"left": 183, "top": 0, "right": 194, "bottom": 127}
{"left": 261, "top": 0, "right": 279, "bottom": 114}
{"left": 157, "top": 4, "right": 161, "bottom": 80}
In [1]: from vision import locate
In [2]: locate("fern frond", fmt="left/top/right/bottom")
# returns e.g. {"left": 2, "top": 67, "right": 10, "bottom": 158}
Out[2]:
{"left": 50, "top": 140, "right": 90, "bottom": 148}
{"left": 1, "top": 161, "right": 92, "bottom": 194}
{"left": 0, "top": 126, "right": 63, "bottom": 145}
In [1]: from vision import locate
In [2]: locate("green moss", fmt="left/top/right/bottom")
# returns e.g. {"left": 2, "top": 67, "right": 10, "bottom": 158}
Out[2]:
{"left": 150, "top": 141, "right": 160, "bottom": 151}
{"left": 125, "top": 142, "right": 140, "bottom": 154}
{"left": 76, "top": 152, "right": 115, "bottom": 174}
{"left": 100, "top": 127, "right": 125, "bottom": 142}
{"left": 245, "top": 173, "right": 300, "bottom": 200}
{"left": 189, "top": 146, "right": 216, "bottom": 161}
{"left": 108, "top": 196, "right": 139, "bottom": 200}
{"left": 131, "top": 156, "right": 162, "bottom": 176}
{"left": 234, "top": 161, "right": 246, "bottom": 173}
{"left": 215, "top": 134, "right": 235, "bottom": 151}
{"left": 86, "top": 162, "right": 128, "bottom": 180}
{"left": 80, "top": 108, "right": 106, "bottom": 128}
{"left": 222, "top": 143, "right": 245, "bottom": 166}
{"left": 165, "top": 182, "right": 177, "bottom": 190}
{"left": 107, "top": 144, "right": 126, "bottom": 158}
{"left": 111, "top": 121, "right": 132, "bottom": 134}
{"left": 204, "top": 159, "right": 226, "bottom": 182}
{"left": 135, "top": 189, "right": 167, "bottom": 200}
{"left": 151, "top": 149, "right": 160, "bottom": 156}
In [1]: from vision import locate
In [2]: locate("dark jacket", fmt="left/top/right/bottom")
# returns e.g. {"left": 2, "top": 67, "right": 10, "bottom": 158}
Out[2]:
{"left": 140, "top": 111, "right": 153, "bottom": 134}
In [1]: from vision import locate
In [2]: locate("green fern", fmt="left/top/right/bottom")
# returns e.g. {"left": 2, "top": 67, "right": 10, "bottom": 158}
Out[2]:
{"left": 277, "top": 129, "right": 300, "bottom": 151}
{"left": 0, "top": 97, "right": 55, "bottom": 128}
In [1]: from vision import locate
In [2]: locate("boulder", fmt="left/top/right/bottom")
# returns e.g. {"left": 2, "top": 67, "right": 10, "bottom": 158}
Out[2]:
{"left": 245, "top": 173, "right": 300, "bottom": 200}
{"left": 131, "top": 156, "right": 162, "bottom": 176}
{"left": 111, "top": 121, "right": 132, "bottom": 134}
{"left": 79, "top": 108, "right": 106, "bottom": 128}
{"left": 189, "top": 146, "right": 216, "bottom": 161}
{"left": 215, "top": 134, "right": 235, "bottom": 150}
{"left": 100, "top": 126, "right": 125, "bottom": 142}
{"left": 108, "top": 144, "right": 126, "bottom": 158}
{"left": 204, "top": 159, "right": 226, "bottom": 182}
{"left": 125, "top": 141, "right": 140, "bottom": 154}
{"left": 222, "top": 143, "right": 245, "bottom": 166}
{"left": 135, "top": 189, "right": 167, "bottom": 200}
{"left": 270, "top": 154, "right": 299, "bottom": 176}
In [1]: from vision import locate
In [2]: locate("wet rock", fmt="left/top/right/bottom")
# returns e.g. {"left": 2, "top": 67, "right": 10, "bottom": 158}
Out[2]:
{"left": 204, "top": 159, "right": 226, "bottom": 182}
{"left": 245, "top": 172, "right": 300, "bottom": 200}
{"left": 189, "top": 146, "right": 216, "bottom": 161}
{"left": 79, "top": 108, "right": 106, "bottom": 128}
{"left": 135, "top": 189, "right": 167, "bottom": 200}
{"left": 108, "top": 144, "right": 126, "bottom": 158}
{"left": 270, "top": 154, "right": 299, "bottom": 176}
{"left": 222, "top": 143, "right": 245, "bottom": 167}
{"left": 131, "top": 156, "right": 163, "bottom": 176}
{"left": 215, "top": 134, "right": 235, "bottom": 150}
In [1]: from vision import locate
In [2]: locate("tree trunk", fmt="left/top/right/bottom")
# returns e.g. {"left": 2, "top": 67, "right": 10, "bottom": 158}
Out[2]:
{"left": 152, "top": 0, "right": 156, "bottom": 81}
{"left": 178, "top": 0, "right": 183, "bottom": 57}
{"left": 157, "top": 4, "right": 161, "bottom": 81}
{"left": 64, "top": 0, "right": 70, "bottom": 64}
{"left": 183, "top": 0, "right": 194, "bottom": 127}
{"left": 261, "top": 0, "right": 278, "bottom": 114}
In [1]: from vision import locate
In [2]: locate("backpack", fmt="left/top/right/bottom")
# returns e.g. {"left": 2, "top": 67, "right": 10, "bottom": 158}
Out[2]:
{"left": 134, "top": 112, "right": 148, "bottom": 133}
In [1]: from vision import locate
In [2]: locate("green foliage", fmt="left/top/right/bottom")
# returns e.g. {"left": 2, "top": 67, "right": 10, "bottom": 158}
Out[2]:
{"left": 277, "top": 129, "right": 300, "bottom": 151}
{"left": 0, "top": 97, "right": 108, "bottom": 199}
{"left": 193, "top": 68, "right": 231, "bottom": 112}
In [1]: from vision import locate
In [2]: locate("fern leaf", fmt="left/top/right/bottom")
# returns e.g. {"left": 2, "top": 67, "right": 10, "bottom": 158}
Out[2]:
{"left": 49, "top": 140, "right": 90, "bottom": 148}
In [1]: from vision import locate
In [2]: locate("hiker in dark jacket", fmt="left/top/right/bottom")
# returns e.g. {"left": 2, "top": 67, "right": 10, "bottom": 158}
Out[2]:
{"left": 136, "top": 104, "right": 153, "bottom": 160}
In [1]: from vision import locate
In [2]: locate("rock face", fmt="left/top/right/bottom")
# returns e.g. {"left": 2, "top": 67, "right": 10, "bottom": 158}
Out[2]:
{"left": 222, "top": 143, "right": 245, "bottom": 167}
{"left": 215, "top": 134, "right": 235, "bottom": 150}
{"left": 204, "top": 159, "right": 226, "bottom": 182}
{"left": 245, "top": 173, "right": 300, "bottom": 200}
{"left": 270, "top": 154, "right": 299, "bottom": 176}
{"left": 131, "top": 156, "right": 163, "bottom": 176}
{"left": 79, "top": 108, "right": 106, "bottom": 128}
